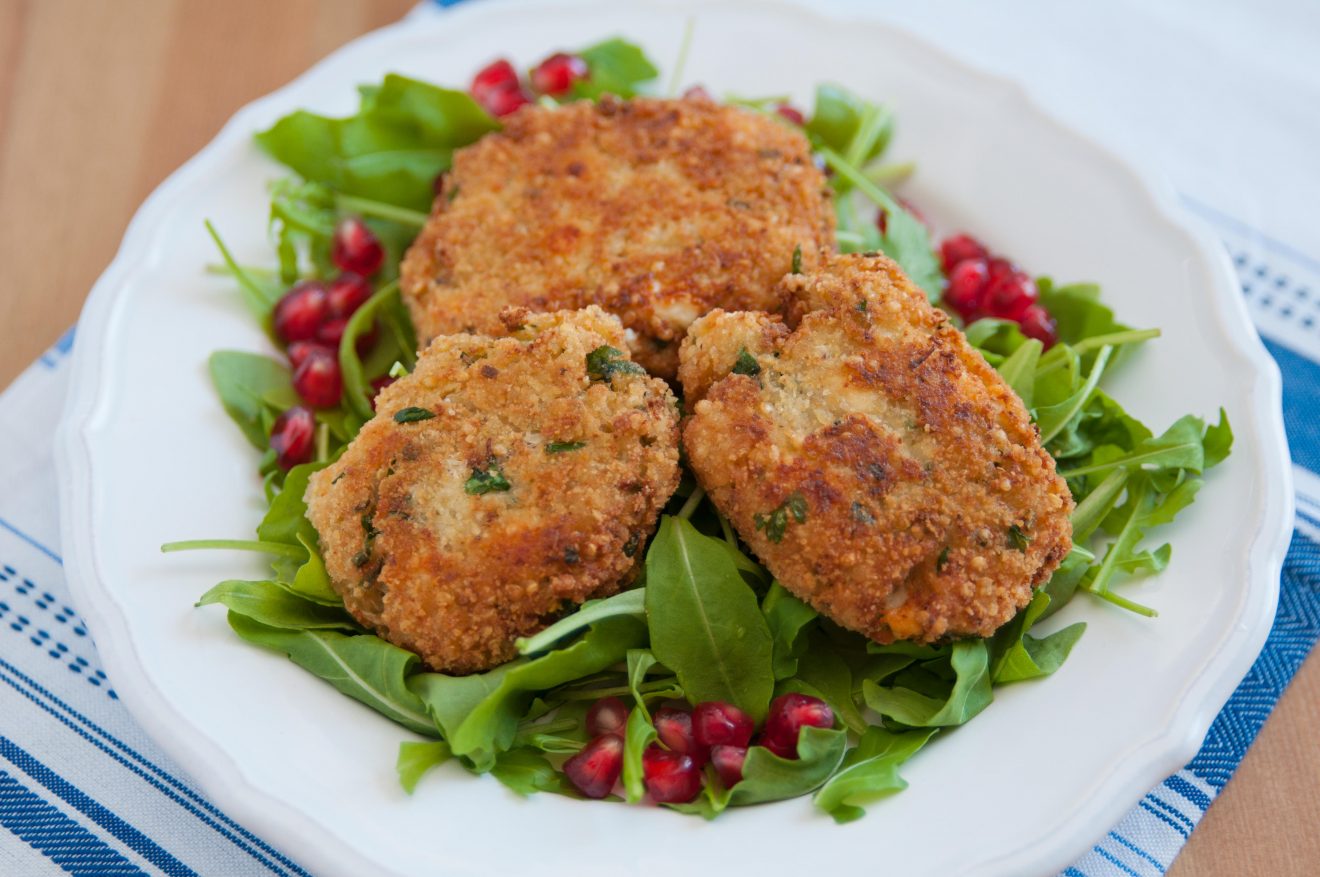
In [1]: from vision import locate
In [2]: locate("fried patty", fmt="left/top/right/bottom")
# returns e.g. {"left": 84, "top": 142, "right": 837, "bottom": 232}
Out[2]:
{"left": 400, "top": 94, "right": 836, "bottom": 379}
{"left": 679, "top": 254, "right": 1073, "bottom": 644}
{"left": 305, "top": 306, "right": 680, "bottom": 674}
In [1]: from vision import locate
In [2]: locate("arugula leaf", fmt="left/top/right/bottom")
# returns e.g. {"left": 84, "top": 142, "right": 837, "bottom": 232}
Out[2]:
{"left": 255, "top": 74, "right": 498, "bottom": 212}
{"left": 490, "top": 748, "right": 583, "bottom": 797}
{"left": 257, "top": 462, "right": 326, "bottom": 547}
{"left": 806, "top": 84, "right": 892, "bottom": 161}
{"left": 570, "top": 38, "right": 659, "bottom": 100}
{"left": 762, "top": 582, "right": 817, "bottom": 680}
{"left": 783, "top": 631, "right": 866, "bottom": 733}
{"left": 208, "top": 351, "right": 300, "bottom": 450}
{"left": 515, "top": 589, "right": 646, "bottom": 655}
{"left": 728, "top": 726, "right": 848, "bottom": 805}
{"left": 813, "top": 727, "right": 936, "bottom": 823}
{"left": 227, "top": 613, "right": 437, "bottom": 736}
{"left": 622, "top": 650, "right": 659, "bottom": 803}
{"left": 995, "top": 338, "right": 1043, "bottom": 407}
{"left": 645, "top": 516, "right": 776, "bottom": 720}
{"left": 862, "top": 640, "right": 992, "bottom": 727}
{"left": 396, "top": 741, "right": 452, "bottom": 794}
{"left": 818, "top": 147, "right": 942, "bottom": 300}
{"left": 989, "top": 591, "right": 1087, "bottom": 684}
{"left": 197, "top": 580, "right": 354, "bottom": 630}
{"left": 410, "top": 616, "right": 646, "bottom": 770}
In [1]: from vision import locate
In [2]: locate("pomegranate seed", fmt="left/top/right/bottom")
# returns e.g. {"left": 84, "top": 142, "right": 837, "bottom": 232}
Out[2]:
{"left": 983, "top": 261, "right": 1038, "bottom": 320}
{"left": 943, "top": 257, "right": 990, "bottom": 318}
{"left": 332, "top": 217, "right": 384, "bottom": 277}
{"left": 326, "top": 272, "right": 372, "bottom": 319}
{"left": 480, "top": 85, "right": 531, "bottom": 117}
{"left": 775, "top": 104, "right": 806, "bottom": 126}
{"left": 939, "top": 233, "right": 989, "bottom": 274}
{"left": 531, "top": 52, "right": 588, "bottom": 96}
{"left": 470, "top": 59, "right": 520, "bottom": 103}
{"left": 272, "top": 280, "right": 329, "bottom": 344}
{"left": 1019, "top": 305, "right": 1058, "bottom": 348}
{"left": 682, "top": 85, "right": 712, "bottom": 101}
{"left": 653, "top": 707, "right": 708, "bottom": 764}
{"left": 562, "top": 733, "right": 623, "bottom": 799}
{"left": 292, "top": 346, "right": 343, "bottom": 408}
{"left": 692, "top": 701, "right": 754, "bottom": 749}
{"left": 586, "top": 697, "right": 630, "bottom": 737}
{"left": 762, "top": 693, "right": 834, "bottom": 760}
{"left": 642, "top": 745, "right": 703, "bottom": 804}
{"left": 287, "top": 340, "right": 334, "bottom": 370}
{"left": 710, "top": 745, "right": 747, "bottom": 788}
{"left": 269, "top": 406, "right": 315, "bottom": 470}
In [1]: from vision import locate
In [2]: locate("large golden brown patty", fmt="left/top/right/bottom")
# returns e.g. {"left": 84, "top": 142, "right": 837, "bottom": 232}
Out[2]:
{"left": 305, "top": 306, "right": 680, "bottom": 674}
{"left": 679, "top": 254, "right": 1073, "bottom": 644}
{"left": 400, "top": 94, "right": 836, "bottom": 379}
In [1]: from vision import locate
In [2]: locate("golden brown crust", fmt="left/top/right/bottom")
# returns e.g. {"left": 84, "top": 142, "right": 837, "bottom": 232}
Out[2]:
{"left": 305, "top": 306, "right": 680, "bottom": 674}
{"left": 400, "top": 94, "right": 836, "bottom": 379}
{"left": 679, "top": 254, "right": 1074, "bottom": 644}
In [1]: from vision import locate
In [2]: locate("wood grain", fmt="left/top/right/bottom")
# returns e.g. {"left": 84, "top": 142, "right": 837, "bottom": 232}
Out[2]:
{"left": 0, "top": 2, "right": 1314, "bottom": 874}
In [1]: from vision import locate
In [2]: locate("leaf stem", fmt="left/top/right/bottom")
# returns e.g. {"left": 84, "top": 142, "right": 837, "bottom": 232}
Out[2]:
{"left": 1039, "top": 345, "right": 1113, "bottom": 444}
{"left": 818, "top": 147, "right": 901, "bottom": 214}
{"left": 334, "top": 195, "right": 429, "bottom": 228}
{"left": 677, "top": 486, "right": 706, "bottom": 520}
{"left": 161, "top": 539, "right": 306, "bottom": 559}
{"left": 666, "top": 18, "right": 697, "bottom": 97}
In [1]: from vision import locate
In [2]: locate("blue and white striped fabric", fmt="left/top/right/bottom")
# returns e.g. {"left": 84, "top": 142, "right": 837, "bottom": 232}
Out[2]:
{"left": 2, "top": 2, "right": 1317, "bottom": 874}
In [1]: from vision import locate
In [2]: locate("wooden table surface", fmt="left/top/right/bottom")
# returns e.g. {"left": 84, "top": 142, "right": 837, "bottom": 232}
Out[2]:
{"left": 1, "top": 1, "right": 1315, "bottom": 873}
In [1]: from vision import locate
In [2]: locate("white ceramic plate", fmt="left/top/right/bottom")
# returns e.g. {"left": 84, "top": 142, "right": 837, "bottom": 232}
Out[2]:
{"left": 56, "top": 1, "right": 1294, "bottom": 875}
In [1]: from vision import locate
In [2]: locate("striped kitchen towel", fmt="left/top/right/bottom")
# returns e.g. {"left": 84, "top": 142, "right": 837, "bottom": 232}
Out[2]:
{"left": 2, "top": 1, "right": 1317, "bottom": 874}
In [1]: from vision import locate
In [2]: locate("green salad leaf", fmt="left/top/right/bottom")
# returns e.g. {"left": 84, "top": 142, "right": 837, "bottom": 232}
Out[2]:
{"left": 645, "top": 516, "right": 776, "bottom": 720}
{"left": 814, "top": 727, "right": 936, "bottom": 823}
{"left": 228, "top": 613, "right": 437, "bottom": 736}
{"left": 571, "top": 38, "right": 660, "bottom": 100}
{"left": 255, "top": 74, "right": 497, "bottom": 213}
{"left": 208, "top": 351, "right": 299, "bottom": 450}
{"left": 396, "top": 741, "right": 452, "bottom": 794}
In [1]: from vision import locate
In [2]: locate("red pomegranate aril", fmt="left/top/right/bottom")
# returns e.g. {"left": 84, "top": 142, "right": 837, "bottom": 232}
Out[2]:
{"left": 692, "top": 701, "right": 755, "bottom": 749}
{"left": 775, "top": 104, "right": 806, "bottom": 126}
{"left": 762, "top": 693, "right": 834, "bottom": 760}
{"left": 939, "top": 233, "right": 989, "bottom": 274}
{"left": 292, "top": 346, "right": 343, "bottom": 408}
{"left": 653, "top": 707, "right": 708, "bottom": 764}
{"left": 710, "top": 744, "right": 747, "bottom": 788}
{"left": 332, "top": 217, "right": 384, "bottom": 277}
{"left": 272, "top": 280, "right": 329, "bottom": 343}
{"left": 983, "top": 263, "right": 1038, "bottom": 321}
{"left": 287, "top": 340, "right": 334, "bottom": 370}
{"left": 641, "top": 745, "right": 703, "bottom": 804}
{"left": 470, "top": 59, "right": 520, "bottom": 102}
{"left": 269, "top": 406, "right": 315, "bottom": 469}
{"left": 944, "top": 257, "right": 990, "bottom": 318}
{"left": 1019, "top": 305, "right": 1058, "bottom": 348}
{"left": 327, "top": 272, "right": 372, "bottom": 319}
{"left": 531, "top": 52, "right": 588, "bottom": 96}
{"left": 586, "top": 696, "right": 630, "bottom": 737}
{"left": 480, "top": 85, "right": 531, "bottom": 118}
{"left": 562, "top": 733, "right": 624, "bottom": 799}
